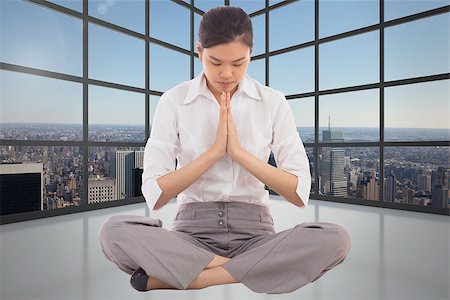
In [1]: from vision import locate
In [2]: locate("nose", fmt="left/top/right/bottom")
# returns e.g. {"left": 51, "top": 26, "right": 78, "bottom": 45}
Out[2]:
{"left": 219, "top": 66, "right": 233, "bottom": 80}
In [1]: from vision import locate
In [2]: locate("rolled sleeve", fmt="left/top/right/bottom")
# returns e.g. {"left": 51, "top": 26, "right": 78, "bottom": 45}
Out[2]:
{"left": 141, "top": 95, "right": 180, "bottom": 212}
{"left": 269, "top": 94, "right": 312, "bottom": 207}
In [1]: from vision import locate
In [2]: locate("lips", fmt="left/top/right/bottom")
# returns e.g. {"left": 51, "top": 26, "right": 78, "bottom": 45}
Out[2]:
{"left": 218, "top": 81, "right": 235, "bottom": 88}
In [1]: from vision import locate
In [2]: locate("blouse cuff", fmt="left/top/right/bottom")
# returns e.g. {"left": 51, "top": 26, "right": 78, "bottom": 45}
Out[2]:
{"left": 142, "top": 178, "right": 163, "bottom": 212}
{"left": 295, "top": 174, "right": 310, "bottom": 208}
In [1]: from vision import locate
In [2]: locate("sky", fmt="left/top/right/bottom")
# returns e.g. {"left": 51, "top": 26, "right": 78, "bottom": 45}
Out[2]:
{"left": 0, "top": 0, "right": 449, "bottom": 129}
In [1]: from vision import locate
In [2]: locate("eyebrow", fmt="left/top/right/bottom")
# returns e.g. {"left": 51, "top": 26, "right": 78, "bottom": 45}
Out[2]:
{"left": 209, "top": 55, "right": 246, "bottom": 63}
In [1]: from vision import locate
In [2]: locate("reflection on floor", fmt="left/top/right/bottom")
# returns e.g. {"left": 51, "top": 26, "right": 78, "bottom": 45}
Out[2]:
{"left": 1, "top": 197, "right": 449, "bottom": 300}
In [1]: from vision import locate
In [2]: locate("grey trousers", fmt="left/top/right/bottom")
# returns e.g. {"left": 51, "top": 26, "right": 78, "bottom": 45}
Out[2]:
{"left": 98, "top": 201, "right": 351, "bottom": 294}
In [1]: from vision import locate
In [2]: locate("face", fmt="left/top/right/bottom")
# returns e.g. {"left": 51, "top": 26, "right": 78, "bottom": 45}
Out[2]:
{"left": 197, "top": 40, "right": 251, "bottom": 100}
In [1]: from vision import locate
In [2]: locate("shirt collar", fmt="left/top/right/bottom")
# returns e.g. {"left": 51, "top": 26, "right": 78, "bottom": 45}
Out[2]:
{"left": 183, "top": 71, "right": 262, "bottom": 105}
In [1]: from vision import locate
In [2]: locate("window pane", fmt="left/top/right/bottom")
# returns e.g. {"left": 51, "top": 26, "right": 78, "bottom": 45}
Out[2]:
{"left": 320, "top": 89, "right": 379, "bottom": 142}
{"left": 230, "top": 0, "right": 265, "bottom": 14}
{"left": 252, "top": 14, "right": 265, "bottom": 56}
{"left": 47, "top": 0, "right": 82, "bottom": 12}
{"left": 384, "top": 146, "right": 449, "bottom": 208}
{"left": 289, "top": 97, "right": 315, "bottom": 143}
{"left": 320, "top": 0, "right": 379, "bottom": 38}
{"left": 385, "top": 0, "right": 448, "bottom": 21}
{"left": 269, "top": 0, "right": 314, "bottom": 51}
{"left": 195, "top": 56, "right": 203, "bottom": 77}
{"left": 89, "top": 23, "right": 145, "bottom": 88}
{"left": 320, "top": 147, "right": 380, "bottom": 201}
{"left": 0, "top": 0, "right": 82, "bottom": 76}
{"left": 0, "top": 145, "right": 83, "bottom": 215}
{"left": 320, "top": 31, "right": 379, "bottom": 90}
{"left": 194, "top": 12, "right": 202, "bottom": 53}
{"left": 270, "top": 47, "right": 314, "bottom": 95}
{"left": 385, "top": 13, "right": 449, "bottom": 81}
{"left": 195, "top": 0, "right": 223, "bottom": 13}
{"left": 269, "top": 0, "right": 285, "bottom": 6}
{"left": 247, "top": 58, "right": 265, "bottom": 86}
{"left": 150, "top": 0, "right": 189, "bottom": 49}
{"left": 150, "top": 43, "right": 190, "bottom": 92}
{"left": 150, "top": 95, "right": 160, "bottom": 132}
{"left": 88, "top": 146, "right": 145, "bottom": 201}
{"left": 385, "top": 80, "right": 450, "bottom": 141}
{"left": 88, "top": 85, "right": 145, "bottom": 142}
{"left": 89, "top": 0, "right": 144, "bottom": 33}
{"left": 0, "top": 70, "right": 82, "bottom": 141}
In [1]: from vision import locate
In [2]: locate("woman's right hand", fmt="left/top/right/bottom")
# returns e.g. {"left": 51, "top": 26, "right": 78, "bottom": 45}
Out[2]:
{"left": 209, "top": 91, "right": 228, "bottom": 159}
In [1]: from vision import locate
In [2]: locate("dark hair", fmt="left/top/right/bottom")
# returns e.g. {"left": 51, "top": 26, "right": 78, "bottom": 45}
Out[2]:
{"left": 198, "top": 6, "right": 253, "bottom": 53}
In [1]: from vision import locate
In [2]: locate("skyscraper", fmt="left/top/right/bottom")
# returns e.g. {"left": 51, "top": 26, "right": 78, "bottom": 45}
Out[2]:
{"left": 330, "top": 148, "right": 347, "bottom": 197}
{"left": 135, "top": 151, "right": 144, "bottom": 168}
{"left": 402, "top": 186, "right": 415, "bottom": 204}
{"left": 432, "top": 167, "right": 448, "bottom": 188}
{"left": 112, "top": 151, "right": 135, "bottom": 199}
{"left": 431, "top": 167, "right": 449, "bottom": 208}
{"left": 0, "top": 163, "right": 43, "bottom": 215}
{"left": 110, "top": 150, "right": 145, "bottom": 200}
{"left": 417, "top": 174, "right": 431, "bottom": 193}
{"left": 321, "top": 117, "right": 347, "bottom": 197}
{"left": 87, "top": 175, "right": 115, "bottom": 203}
{"left": 385, "top": 170, "right": 397, "bottom": 202}
{"left": 363, "top": 171, "right": 379, "bottom": 201}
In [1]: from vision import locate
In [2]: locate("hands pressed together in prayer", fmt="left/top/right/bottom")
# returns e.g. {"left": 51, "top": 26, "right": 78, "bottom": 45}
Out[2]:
{"left": 210, "top": 91, "right": 244, "bottom": 160}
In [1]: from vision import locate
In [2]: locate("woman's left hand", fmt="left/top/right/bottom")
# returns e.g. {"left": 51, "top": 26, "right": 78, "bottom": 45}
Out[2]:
{"left": 224, "top": 92, "right": 244, "bottom": 159}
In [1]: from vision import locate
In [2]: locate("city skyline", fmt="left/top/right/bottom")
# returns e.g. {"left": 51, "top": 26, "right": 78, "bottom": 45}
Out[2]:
{"left": 1, "top": 121, "right": 449, "bottom": 129}
{"left": 2, "top": 122, "right": 449, "bottom": 145}
{"left": 2, "top": 134, "right": 448, "bottom": 213}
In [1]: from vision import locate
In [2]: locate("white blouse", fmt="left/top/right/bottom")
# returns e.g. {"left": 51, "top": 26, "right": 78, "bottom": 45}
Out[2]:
{"left": 142, "top": 71, "right": 311, "bottom": 212}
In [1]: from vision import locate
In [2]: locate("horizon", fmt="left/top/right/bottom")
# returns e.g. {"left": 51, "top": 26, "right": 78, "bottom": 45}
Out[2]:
{"left": 0, "top": 122, "right": 449, "bottom": 131}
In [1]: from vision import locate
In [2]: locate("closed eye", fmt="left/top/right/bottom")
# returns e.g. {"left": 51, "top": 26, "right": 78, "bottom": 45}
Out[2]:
{"left": 211, "top": 62, "right": 243, "bottom": 67}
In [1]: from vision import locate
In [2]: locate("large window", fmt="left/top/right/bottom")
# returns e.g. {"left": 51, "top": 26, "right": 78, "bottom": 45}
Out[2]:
{"left": 1, "top": 0, "right": 448, "bottom": 224}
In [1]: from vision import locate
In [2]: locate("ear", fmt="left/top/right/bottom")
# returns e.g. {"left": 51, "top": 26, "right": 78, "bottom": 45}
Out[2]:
{"left": 196, "top": 41, "right": 203, "bottom": 61}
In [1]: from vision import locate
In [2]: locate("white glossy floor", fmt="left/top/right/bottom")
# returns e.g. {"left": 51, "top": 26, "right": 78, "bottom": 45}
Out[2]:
{"left": 1, "top": 197, "right": 449, "bottom": 300}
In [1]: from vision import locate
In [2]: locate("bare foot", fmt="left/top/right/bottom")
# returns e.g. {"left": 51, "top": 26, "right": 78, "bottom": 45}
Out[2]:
{"left": 206, "top": 255, "right": 231, "bottom": 269}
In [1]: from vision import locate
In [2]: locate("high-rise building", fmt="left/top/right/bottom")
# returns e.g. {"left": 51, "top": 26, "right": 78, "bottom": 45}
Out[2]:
{"left": 402, "top": 187, "right": 415, "bottom": 204}
{"left": 320, "top": 154, "right": 331, "bottom": 194}
{"left": 133, "top": 150, "right": 145, "bottom": 197}
{"left": 321, "top": 117, "right": 347, "bottom": 197}
{"left": 0, "top": 163, "right": 43, "bottom": 215}
{"left": 363, "top": 171, "right": 379, "bottom": 201}
{"left": 417, "top": 174, "right": 431, "bottom": 193}
{"left": 330, "top": 149, "right": 347, "bottom": 197}
{"left": 332, "top": 180, "right": 348, "bottom": 197}
{"left": 431, "top": 186, "right": 448, "bottom": 208}
{"left": 364, "top": 177, "right": 379, "bottom": 200}
{"left": 133, "top": 168, "right": 143, "bottom": 197}
{"left": 87, "top": 175, "right": 115, "bottom": 203}
{"left": 110, "top": 150, "right": 145, "bottom": 200}
{"left": 344, "top": 156, "right": 351, "bottom": 168}
{"left": 432, "top": 167, "right": 448, "bottom": 188}
{"left": 385, "top": 170, "right": 397, "bottom": 202}
{"left": 323, "top": 126, "right": 344, "bottom": 142}
{"left": 431, "top": 166, "right": 449, "bottom": 208}
{"left": 135, "top": 151, "right": 144, "bottom": 168}
{"left": 112, "top": 151, "right": 135, "bottom": 199}
{"left": 349, "top": 169, "right": 358, "bottom": 192}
